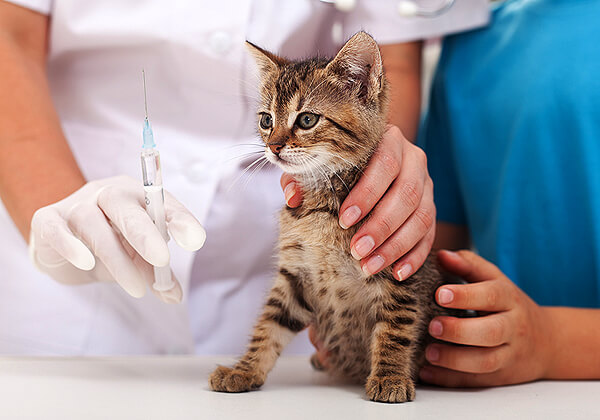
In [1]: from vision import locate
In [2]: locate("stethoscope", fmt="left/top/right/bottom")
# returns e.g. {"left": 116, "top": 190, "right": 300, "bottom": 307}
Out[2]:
{"left": 319, "top": 0, "right": 456, "bottom": 17}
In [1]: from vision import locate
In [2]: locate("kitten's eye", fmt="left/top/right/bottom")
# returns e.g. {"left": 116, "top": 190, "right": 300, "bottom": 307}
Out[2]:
{"left": 296, "top": 112, "right": 320, "bottom": 129}
{"left": 259, "top": 113, "right": 273, "bottom": 130}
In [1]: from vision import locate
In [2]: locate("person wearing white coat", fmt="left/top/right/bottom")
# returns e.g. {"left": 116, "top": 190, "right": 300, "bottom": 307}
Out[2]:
{"left": 0, "top": 0, "right": 488, "bottom": 355}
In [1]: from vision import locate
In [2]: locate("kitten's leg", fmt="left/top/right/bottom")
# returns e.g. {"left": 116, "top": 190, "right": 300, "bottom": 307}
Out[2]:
{"left": 209, "top": 267, "right": 313, "bottom": 393}
{"left": 365, "top": 293, "right": 420, "bottom": 403}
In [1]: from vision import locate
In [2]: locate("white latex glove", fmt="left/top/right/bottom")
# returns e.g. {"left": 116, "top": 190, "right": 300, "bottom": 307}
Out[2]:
{"left": 29, "top": 175, "right": 206, "bottom": 303}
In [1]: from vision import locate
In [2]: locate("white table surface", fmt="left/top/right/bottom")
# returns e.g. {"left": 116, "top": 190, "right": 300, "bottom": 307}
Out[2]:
{"left": 1, "top": 356, "right": 598, "bottom": 420}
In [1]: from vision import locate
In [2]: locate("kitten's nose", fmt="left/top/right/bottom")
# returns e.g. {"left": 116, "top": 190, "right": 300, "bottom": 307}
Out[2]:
{"left": 268, "top": 142, "right": 285, "bottom": 155}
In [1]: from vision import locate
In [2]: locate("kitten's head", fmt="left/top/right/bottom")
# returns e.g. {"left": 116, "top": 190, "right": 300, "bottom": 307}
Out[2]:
{"left": 247, "top": 32, "right": 388, "bottom": 181}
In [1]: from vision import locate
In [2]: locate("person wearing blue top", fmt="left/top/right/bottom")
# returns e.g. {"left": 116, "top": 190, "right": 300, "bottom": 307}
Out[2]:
{"left": 418, "top": 0, "right": 600, "bottom": 387}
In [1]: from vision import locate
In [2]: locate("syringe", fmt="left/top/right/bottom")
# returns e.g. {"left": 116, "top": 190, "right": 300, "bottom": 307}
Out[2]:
{"left": 141, "top": 70, "right": 174, "bottom": 292}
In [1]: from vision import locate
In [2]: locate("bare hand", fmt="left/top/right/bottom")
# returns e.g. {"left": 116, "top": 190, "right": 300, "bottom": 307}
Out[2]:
{"left": 420, "top": 250, "right": 552, "bottom": 387}
{"left": 281, "top": 125, "right": 435, "bottom": 280}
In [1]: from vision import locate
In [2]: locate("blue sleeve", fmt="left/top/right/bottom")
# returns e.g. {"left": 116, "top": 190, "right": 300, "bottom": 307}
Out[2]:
{"left": 418, "top": 51, "right": 467, "bottom": 226}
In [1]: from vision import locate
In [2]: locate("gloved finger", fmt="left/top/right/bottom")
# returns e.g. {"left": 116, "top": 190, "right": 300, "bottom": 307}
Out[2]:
{"left": 88, "top": 258, "right": 114, "bottom": 283}
{"left": 97, "top": 185, "right": 170, "bottom": 267}
{"left": 120, "top": 236, "right": 183, "bottom": 304}
{"left": 68, "top": 203, "right": 147, "bottom": 298}
{"left": 164, "top": 190, "right": 206, "bottom": 251}
{"left": 31, "top": 207, "right": 95, "bottom": 270}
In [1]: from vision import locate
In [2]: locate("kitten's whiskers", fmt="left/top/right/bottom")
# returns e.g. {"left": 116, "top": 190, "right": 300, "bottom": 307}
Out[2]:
{"left": 298, "top": 155, "right": 320, "bottom": 191}
{"left": 317, "top": 150, "right": 365, "bottom": 177}
{"left": 242, "top": 156, "right": 271, "bottom": 190}
{"left": 227, "top": 154, "right": 268, "bottom": 192}
{"left": 222, "top": 150, "right": 265, "bottom": 164}
{"left": 303, "top": 154, "right": 337, "bottom": 197}
{"left": 219, "top": 142, "right": 266, "bottom": 164}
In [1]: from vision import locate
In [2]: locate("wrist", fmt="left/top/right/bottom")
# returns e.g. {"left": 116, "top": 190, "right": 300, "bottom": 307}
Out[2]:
{"left": 538, "top": 306, "right": 600, "bottom": 379}
{"left": 538, "top": 306, "right": 560, "bottom": 379}
{"left": 19, "top": 173, "right": 86, "bottom": 241}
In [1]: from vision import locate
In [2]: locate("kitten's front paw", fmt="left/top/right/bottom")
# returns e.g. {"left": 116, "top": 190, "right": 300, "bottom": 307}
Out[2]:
{"left": 365, "top": 374, "right": 416, "bottom": 403}
{"left": 209, "top": 365, "right": 265, "bottom": 393}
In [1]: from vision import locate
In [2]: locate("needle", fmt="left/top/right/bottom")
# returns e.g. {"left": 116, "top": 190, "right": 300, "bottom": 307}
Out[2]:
{"left": 142, "top": 68, "right": 149, "bottom": 122}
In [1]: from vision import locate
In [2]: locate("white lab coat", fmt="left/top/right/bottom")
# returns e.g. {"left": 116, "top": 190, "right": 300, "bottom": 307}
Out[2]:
{"left": 0, "top": 0, "right": 488, "bottom": 355}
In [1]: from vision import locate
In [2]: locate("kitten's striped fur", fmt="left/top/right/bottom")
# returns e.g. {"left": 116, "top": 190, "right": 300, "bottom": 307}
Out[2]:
{"left": 209, "top": 32, "right": 459, "bottom": 403}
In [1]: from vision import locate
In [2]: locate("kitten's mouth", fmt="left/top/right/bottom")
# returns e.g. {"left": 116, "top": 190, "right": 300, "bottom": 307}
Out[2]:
{"left": 269, "top": 154, "right": 293, "bottom": 168}
{"left": 266, "top": 153, "right": 284, "bottom": 164}
{"left": 266, "top": 153, "right": 305, "bottom": 174}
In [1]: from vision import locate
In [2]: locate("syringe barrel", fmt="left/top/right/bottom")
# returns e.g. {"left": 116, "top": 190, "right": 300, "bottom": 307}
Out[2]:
{"left": 140, "top": 148, "right": 173, "bottom": 292}
{"left": 141, "top": 148, "right": 168, "bottom": 242}
{"left": 141, "top": 148, "right": 162, "bottom": 187}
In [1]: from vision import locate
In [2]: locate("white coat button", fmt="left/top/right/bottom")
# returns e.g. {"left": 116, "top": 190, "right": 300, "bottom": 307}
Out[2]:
{"left": 209, "top": 31, "right": 233, "bottom": 55}
{"left": 186, "top": 161, "right": 209, "bottom": 183}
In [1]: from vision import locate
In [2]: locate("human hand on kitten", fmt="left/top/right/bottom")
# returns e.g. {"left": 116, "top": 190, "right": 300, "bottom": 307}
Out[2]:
{"left": 419, "top": 250, "right": 551, "bottom": 387}
{"left": 309, "top": 249, "right": 553, "bottom": 387}
{"left": 280, "top": 124, "right": 435, "bottom": 281}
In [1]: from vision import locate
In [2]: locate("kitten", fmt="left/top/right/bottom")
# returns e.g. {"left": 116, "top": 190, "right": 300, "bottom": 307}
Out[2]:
{"left": 209, "top": 32, "right": 459, "bottom": 403}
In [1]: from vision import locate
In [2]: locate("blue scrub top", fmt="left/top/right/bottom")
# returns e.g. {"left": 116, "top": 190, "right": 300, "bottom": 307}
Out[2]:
{"left": 419, "top": 0, "right": 600, "bottom": 307}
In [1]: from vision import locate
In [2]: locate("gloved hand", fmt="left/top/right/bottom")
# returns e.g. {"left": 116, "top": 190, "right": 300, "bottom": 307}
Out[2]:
{"left": 29, "top": 175, "right": 206, "bottom": 303}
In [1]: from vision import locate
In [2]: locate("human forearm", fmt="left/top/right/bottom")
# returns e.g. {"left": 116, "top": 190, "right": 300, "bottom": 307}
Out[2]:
{"left": 543, "top": 307, "right": 600, "bottom": 379}
{"left": 0, "top": 4, "right": 85, "bottom": 240}
{"left": 380, "top": 41, "right": 422, "bottom": 141}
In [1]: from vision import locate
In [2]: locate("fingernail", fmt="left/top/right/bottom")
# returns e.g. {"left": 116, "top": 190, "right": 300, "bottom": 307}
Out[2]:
{"left": 396, "top": 263, "right": 412, "bottom": 281}
{"left": 426, "top": 345, "right": 440, "bottom": 362}
{"left": 438, "top": 288, "right": 454, "bottom": 305}
{"left": 362, "top": 254, "right": 385, "bottom": 276}
{"left": 351, "top": 235, "right": 375, "bottom": 260}
{"left": 284, "top": 182, "right": 296, "bottom": 206}
{"left": 429, "top": 320, "right": 443, "bottom": 337}
{"left": 339, "top": 205, "right": 361, "bottom": 229}
{"left": 419, "top": 368, "right": 433, "bottom": 382}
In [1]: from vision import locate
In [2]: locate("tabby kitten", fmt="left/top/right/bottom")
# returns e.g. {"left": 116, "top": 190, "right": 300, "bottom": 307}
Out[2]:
{"left": 209, "top": 32, "right": 455, "bottom": 403}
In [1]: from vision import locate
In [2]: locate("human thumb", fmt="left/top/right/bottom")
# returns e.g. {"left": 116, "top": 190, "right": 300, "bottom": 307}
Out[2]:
{"left": 437, "top": 250, "right": 502, "bottom": 283}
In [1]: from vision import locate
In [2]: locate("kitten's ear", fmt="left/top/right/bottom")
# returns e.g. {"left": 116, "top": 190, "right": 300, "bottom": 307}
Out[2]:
{"left": 326, "top": 31, "right": 384, "bottom": 102}
{"left": 246, "top": 41, "right": 288, "bottom": 76}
